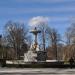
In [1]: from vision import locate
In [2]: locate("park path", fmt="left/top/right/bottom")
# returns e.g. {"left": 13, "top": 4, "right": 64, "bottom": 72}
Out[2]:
{"left": 0, "top": 68, "right": 75, "bottom": 75}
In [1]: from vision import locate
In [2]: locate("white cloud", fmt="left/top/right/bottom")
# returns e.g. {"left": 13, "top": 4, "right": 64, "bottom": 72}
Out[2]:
{"left": 28, "top": 16, "right": 49, "bottom": 27}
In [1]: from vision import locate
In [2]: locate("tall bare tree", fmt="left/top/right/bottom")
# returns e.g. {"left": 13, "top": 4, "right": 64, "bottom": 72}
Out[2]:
{"left": 38, "top": 22, "right": 50, "bottom": 51}
{"left": 65, "top": 23, "right": 75, "bottom": 45}
{"left": 4, "top": 21, "right": 29, "bottom": 59}
{"left": 63, "top": 23, "right": 75, "bottom": 60}
{"left": 47, "top": 28, "right": 60, "bottom": 60}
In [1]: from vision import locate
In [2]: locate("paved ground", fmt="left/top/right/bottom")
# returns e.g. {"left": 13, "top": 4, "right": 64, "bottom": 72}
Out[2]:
{"left": 0, "top": 68, "right": 75, "bottom": 75}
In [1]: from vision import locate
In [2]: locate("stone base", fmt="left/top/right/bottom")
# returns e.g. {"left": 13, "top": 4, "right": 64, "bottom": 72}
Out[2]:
{"left": 37, "top": 51, "right": 47, "bottom": 62}
{"left": 24, "top": 50, "right": 37, "bottom": 62}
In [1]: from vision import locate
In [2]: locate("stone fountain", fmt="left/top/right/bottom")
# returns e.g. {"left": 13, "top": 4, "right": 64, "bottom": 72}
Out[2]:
{"left": 24, "top": 27, "right": 41, "bottom": 62}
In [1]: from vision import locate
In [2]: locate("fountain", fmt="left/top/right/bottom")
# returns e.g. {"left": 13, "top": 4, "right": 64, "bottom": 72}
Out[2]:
{"left": 24, "top": 27, "right": 41, "bottom": 62}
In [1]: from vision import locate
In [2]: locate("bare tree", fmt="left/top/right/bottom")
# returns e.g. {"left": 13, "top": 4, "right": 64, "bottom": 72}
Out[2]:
{"left": 65, "top": 23, "right": 75, "bottom": 45}
{"left": 47, "top": 28, "right": 60, "bottom": 60}
{"left": 38, "top": 23, "right": 49, "bottom": 51}
{"left": 63, "top": 23, "right": 75, "bottom": 60}
{"left": 4, "top": 21, "right": 29, "bottom": 59}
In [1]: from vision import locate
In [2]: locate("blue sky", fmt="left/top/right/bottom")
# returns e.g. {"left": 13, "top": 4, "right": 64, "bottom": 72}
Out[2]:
{"left": 0, "top": 0, "right": 75, "bottom": 37}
